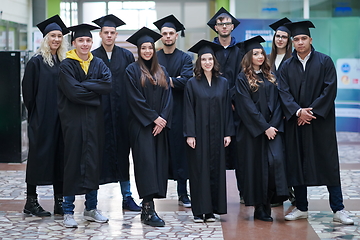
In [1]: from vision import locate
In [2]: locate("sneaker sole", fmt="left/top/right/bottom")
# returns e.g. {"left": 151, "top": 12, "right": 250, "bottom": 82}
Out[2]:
{"left": 284, "top": 215, "right": 308, "bottom": 221}
{"left": 84, "top": 216, "right": 109, "bottom": 223}
{"left": 205, "top": 218, "right": 216, "bottom": 222}
{"left": 193, "top": 219, "right": 204, "bottom": 223}
{"left": 178, "top": 201, "right": 191, "bottom": 208}
{"left": 333, "top": 218, "right": 354, "bottom": 225}
{"left": 64, "top": 223, "right": 78, "bottom": 228}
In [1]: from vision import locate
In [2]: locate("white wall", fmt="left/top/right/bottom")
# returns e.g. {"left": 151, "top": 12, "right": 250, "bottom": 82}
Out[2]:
{"left": 0, "top": 0, "right": 30, "bottom": 24}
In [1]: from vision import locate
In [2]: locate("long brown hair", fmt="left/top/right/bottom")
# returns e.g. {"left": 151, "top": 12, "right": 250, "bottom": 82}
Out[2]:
{"left": 269, "top": 30, "right": 292, "bottom": 71}
{"left": 137, "top": 42, "right": 168, "bottom": 89}
{"left": 242, "top": 48, "right": 276, "bottom": 92}
{"left": 194, "top": 53, "right": 221, "bottom": 80}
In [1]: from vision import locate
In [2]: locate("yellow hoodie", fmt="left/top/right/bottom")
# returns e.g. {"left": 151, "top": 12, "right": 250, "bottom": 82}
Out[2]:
{"left": 66, "top": 49, "right": 94, "bottom": 74}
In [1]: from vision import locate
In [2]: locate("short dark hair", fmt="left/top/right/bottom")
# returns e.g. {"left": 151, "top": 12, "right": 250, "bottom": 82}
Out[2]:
{"left": 216, "top": 13, "right": 232, "bottom": 23}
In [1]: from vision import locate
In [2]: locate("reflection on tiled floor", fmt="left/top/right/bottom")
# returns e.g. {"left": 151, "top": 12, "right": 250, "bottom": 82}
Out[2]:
{"left": 309, "top": 211, "right": 360, "bottom": 239}
{"left": 0, "top": 210, "right": 224, "bottom": 240}
{"left": 0, "top": 132, "right": 359, "bottom": 239}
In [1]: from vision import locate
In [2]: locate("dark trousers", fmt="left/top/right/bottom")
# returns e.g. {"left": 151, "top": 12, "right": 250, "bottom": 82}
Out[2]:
{"left": 294, "top": 185, "right": 344, "bottom": 213}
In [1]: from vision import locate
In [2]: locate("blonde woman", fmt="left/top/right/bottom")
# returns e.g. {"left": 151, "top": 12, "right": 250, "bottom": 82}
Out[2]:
{"left": 22, "top": 15, "right": 68, "bottom": 217}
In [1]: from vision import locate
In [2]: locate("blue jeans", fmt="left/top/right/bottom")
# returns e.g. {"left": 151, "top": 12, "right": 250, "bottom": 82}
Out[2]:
{"left": 177, "top": 179, "right": 188, "bottom": 196}
{"left": 294, "top": 185, "right": 345, "bottom": 213}
{"left": 120, "top": 180, "right": 132, "bottom": 199}
{"left": 63, "top": 190, "right": 98, "bottom": 215}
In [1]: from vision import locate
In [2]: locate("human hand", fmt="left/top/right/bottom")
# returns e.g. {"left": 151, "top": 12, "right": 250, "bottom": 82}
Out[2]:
{"left": 154, "top": 116, "right": 167, "bottom": 128}
{"left": 152, "top": 125, "right": 163, "bottom": 136}
{"left": 265, "top": 127, "right": 278, "bottom": 140}
{"left": 224, "top": 136, "right": 231, "bottom": 147}
{"left": 298, "top": 107, "right": 316, "bottom": 126}
{"left": 187, "top": 137, "right": 196, "bottom": 149}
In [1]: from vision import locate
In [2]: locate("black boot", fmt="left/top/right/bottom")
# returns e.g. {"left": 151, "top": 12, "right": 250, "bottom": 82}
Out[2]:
{"left": 54, "top": 194, "right": 64, "bottom": 215}
{"left": 141, "top": 201, "right": 165, "bottom": 227}
{"left": 23, "top": 195, "right": 51, "bottom": 217}
{"left": 254, "top": 204, "right": 273, "bottom": 222}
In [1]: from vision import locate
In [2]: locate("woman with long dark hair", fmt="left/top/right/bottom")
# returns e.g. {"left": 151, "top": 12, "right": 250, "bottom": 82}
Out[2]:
{"left": 22, "top": 15, "right": 68, "bottom": 217}
{"left": 234, "top": 36, "right": 288, "bottom": 222}
{"left": 184, "top": 40, "right": 234, "bottom": 223}
{"left": 125, "top": 27, "right": 172, "bottom": 227}
{"left": 268, "top": 17, "right": 292, "bottom": 78}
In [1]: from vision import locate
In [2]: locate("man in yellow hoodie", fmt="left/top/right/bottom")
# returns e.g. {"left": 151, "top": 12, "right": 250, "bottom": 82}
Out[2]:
{"left": 58, "top": 23, "right": 112, "bottom": 228}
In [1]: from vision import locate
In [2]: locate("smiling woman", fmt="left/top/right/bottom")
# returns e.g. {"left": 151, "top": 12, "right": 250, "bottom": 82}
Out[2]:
{"left": 21, "top": 15, "right": 69, "bottom": 218}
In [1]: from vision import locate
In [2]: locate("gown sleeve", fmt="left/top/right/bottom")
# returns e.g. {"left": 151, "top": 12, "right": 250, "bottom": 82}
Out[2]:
{"left": 171, "top": 53, "right": 193, "bottom": 90}
{"left": 183, "top": 79, "right": 196, "bottom": 138}
{"left": 235, "top": 74, "right": 271, "bottom": 138}
{"left": 22, "top": 58, "right": 40, "bottom": 114}
{"left": 59, "top": 60, "right": 105, "bottom": 106}
{"left": 308, "top": 56, "right": 337, "bottom": 119}
{"left": 277, "top": 62, "right": 301, "bottom": 120}
{"left": 125, "top": 64, "right": 162, "bottom": 127}
{"left": 159, "top": 67, "right": 173, "bottom": 128}
{"left": 80, "top": 60, "right": 112, "bottom": 95}
{"left": 224, "top": 82, "right": 235, "bottom": 137}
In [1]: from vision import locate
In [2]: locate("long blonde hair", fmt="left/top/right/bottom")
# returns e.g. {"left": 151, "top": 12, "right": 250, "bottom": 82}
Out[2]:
{"left": 35, "top": 32, "right": 68, "bottom": 67}
{"left": 241, "top": 49, "right": 276, "bottom": 92}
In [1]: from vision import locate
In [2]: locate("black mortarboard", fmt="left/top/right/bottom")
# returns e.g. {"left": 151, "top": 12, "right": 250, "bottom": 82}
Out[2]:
{"left": 36, "top": 15, "right": 69, "bottom": 37}
{"left": 238, "top": 35, "right": 265, "bottom": 53}
{"left": 284, "top": 20, "right": 315, "bottom": 37}
{"left": 188, "top": 39, "right": 223, "bottom": 56}
{"left": 68, "top": 24, "right": 100, "bottom": 41}
{"left": 207, "top": 7, "right": 240, "bottom": 32}
{"left": 269, "top": 17, "right": 291, "bottom": 35}
{"left": 126, "top": 27, "right": 162, "bottom": 47}
{"left": 92, "top": 14, "right": 126, "bottom": 29}
{"left": 153, "top": 14, "right": 185, "bottom": 37}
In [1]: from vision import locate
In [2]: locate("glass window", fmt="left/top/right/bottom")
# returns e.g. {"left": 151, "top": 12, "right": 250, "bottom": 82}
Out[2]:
{"left": 60, "top": 2, "right": 78, "bottom": 26}
{"left": 83, "top": 2, "right": 107, "bottom": 23}
{"left": 108, "top": 1, "right": 156, "bottom": 30}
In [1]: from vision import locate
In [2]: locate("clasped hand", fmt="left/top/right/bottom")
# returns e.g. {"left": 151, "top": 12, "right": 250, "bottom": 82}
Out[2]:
{"left": 153, "top": 116, "right": 167, "bottom": 136}
{"left": 297, "top": 107, "right": 316, "bottom": 126}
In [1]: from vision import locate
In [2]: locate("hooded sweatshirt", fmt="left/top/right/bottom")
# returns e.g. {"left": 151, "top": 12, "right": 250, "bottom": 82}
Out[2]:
{"left": 66, "top": 49, "right": 94, "bottom": 74}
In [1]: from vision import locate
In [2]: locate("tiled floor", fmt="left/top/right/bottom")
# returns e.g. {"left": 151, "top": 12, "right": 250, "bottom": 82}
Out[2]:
{"left": 0, "top": 132, "right": 359, "bottom": 239}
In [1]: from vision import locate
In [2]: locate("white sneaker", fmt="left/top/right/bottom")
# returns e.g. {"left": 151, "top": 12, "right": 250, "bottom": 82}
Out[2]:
{"left": 333, "top": 210, "right": 354, "bottom": 225}
{"left": 284, "top": 208, "right": 308, "bottom": 221}
{"left": 63, "top": 214, "right": 78, "bottom": 228}
{"left": 84, "top": 209, "right": 109, "bottom": 223}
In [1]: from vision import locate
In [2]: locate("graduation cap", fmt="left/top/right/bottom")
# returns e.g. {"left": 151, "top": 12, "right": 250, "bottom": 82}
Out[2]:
{"left": 284, "top": 20, "right": 315, "bottom": 37}
{"left": 238, "top": 35, "right": 265, "bottom": 53}
{"left": 207, "top": 7, "right": 240, "bottom": 32}
{"left": 153, "top": 14, "right": 185, "bottom": 37}
{"left": 36, "top": 15, "right": 69, "bottom": 37}
{"left": 68, "top": 24, "right": 100, "bottom": 41}
{"left": 188, "top": 39, "right": 223, "bottom": 56}
{"left": 269, "top": 17, "right": 291, "bottom": 35}
{"left": 126, "top": 26, "right": 162, "bottom": 47}
{"left": 92, "top": 14, "right": 126, "bottom": 29}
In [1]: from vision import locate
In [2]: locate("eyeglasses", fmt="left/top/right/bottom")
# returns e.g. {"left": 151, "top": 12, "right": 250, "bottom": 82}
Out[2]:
{"left": 216, "top": 22, "right": 232, "bottom": 27}
{"left": 275, "top": 34, "right": 289, "bottom": 40}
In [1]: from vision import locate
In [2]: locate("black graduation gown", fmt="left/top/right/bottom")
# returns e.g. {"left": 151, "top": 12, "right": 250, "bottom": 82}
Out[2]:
{"left": 213, "top": 36, "right": 245, "bottom": 170}
{"left": 184, "top": 75, "right": 234, "bottom": 216}
{"left": 58, "top": 57, "right": 112, "bottom": 196}
{"left": 92, "top": 45, "right": 135, "bottom": 184}
{"left": 234, "top": 72, "right": 288, "bottom": 206}
{"left": 278, "top": 47, "right": 341, "bottom": 187}
{"left": 268, "top": 53, "right": 288, "bottom": 80}
{"left": 157, "top": 48, "right": 193, "bottom": 181}
{"left": 22, "top": 54, "right": 64, "bottom": 185}
{"left": 125, "top": 62, "right": 172, "bottom": 199}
